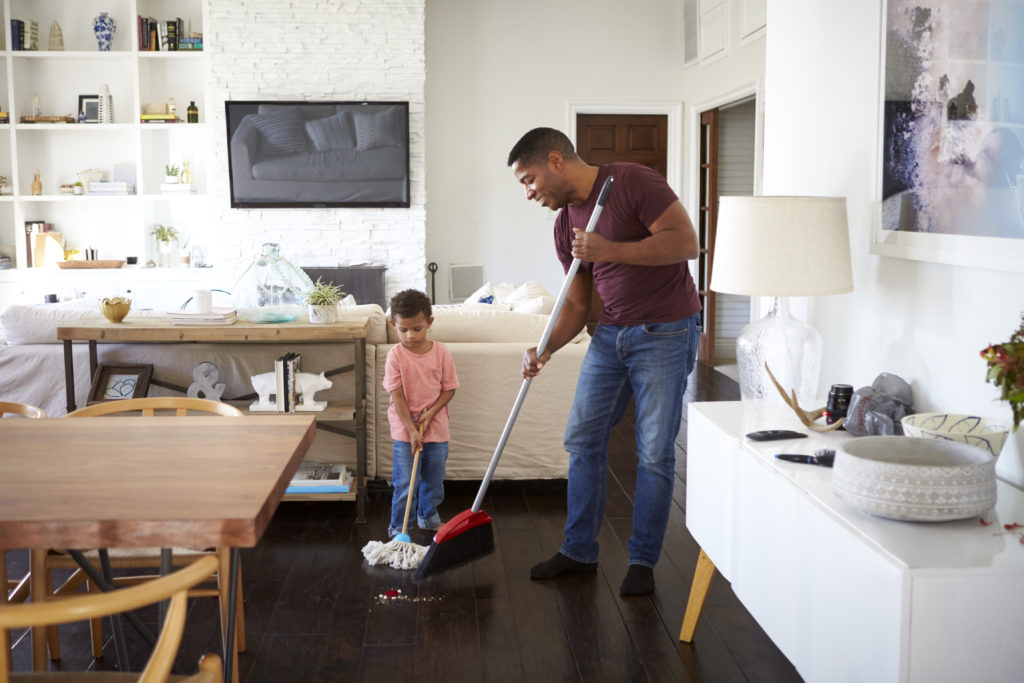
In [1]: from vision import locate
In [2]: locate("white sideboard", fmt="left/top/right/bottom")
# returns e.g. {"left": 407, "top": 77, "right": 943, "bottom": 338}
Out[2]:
{"left": 685, "top": 401, "right": 1024, "bottom": 683}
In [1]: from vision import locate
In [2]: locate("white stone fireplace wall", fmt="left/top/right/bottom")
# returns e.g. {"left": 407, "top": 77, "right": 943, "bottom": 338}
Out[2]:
{"left": 205, "top": 0, "right": 426, "bottom": 299}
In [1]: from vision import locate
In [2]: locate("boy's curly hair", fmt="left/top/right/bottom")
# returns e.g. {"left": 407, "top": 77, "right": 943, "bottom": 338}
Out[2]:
{"left": 389, "top": 289, "right": 432, "bottom": 321}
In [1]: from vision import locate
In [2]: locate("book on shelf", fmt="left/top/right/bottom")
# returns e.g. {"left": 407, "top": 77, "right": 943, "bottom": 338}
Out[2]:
{"left": 88, "top": 181, "right": 134, "bottom": 194}
{"left": 286, "top": 463, "right": 351, "bottom": 494}
{"left": 140, "top": 114, "right": 177, "bottom": 120}
{"left": 26, "top": 19, "right": 38, "bottom": 50}
{"left": 160, "top": 183, "right": 197, "bottom": 193}
{"left": 140, "top": 117, "right": 183, "bottom": 124}
{"left": 148, "top": 18, "right": 158, "bottom": 50}
{"left": 10, "top": 19, "right": 23, "bottom": 50}
{"left": 166, "top": 19, "right": 177, "bottom": 51}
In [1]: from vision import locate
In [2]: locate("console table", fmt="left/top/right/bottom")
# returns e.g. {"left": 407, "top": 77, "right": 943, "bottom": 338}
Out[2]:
{"left": 56, "top": 317, "right": 369, "bottom": 520}
{"left": 682, "top": 401, "right": 1024, "bottom": 683}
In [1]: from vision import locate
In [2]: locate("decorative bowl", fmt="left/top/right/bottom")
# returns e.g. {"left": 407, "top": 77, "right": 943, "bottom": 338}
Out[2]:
{"left": 832, "top": 436, "right": 996, "bottom": 522}
{"left": 901, "top": 412, "right": 1010, "bottom": 457}
{"left": 99, "top": 296, "right": 131, "bottom": 323}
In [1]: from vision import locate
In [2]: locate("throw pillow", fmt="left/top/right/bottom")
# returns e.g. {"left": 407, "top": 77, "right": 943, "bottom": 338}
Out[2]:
{"left": 353, "top": 107, "right": 404, "bottom": 151}
{"left": 304, "top": 111, "right": 357, "bottom": 151}
{"left": 250, "top": 109, "right": 309, "bottom": 156}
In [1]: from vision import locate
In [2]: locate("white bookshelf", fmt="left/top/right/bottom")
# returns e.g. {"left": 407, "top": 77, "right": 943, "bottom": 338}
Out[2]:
{"left": 0, "top": 0, "right": 209, "bottom": 276}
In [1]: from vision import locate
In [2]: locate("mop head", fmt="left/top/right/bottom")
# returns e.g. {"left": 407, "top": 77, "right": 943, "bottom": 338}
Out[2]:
{"left": 362, "top": 533, "right": 428, "bottom": 570}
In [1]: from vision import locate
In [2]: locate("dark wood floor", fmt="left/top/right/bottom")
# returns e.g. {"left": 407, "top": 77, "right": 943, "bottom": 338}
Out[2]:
{"left": 6, "top": 364, "right": 803, "bottom": 682}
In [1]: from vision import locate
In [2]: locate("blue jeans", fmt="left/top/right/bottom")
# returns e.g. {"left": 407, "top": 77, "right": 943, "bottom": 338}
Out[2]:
{"left": 389, "top": 440, "right": 448, "bottom": 536}
{"left": 560, "top": 314, "right": 699, "bottom": 568}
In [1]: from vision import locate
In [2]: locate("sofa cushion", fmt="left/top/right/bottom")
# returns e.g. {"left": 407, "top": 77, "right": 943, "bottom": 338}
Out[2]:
{"left": 305, "top": 111, "right": 357, "bottom": 151}
{"left": 353, "top": 107, "right": 403, "bottom": 151}
{"left": 250, "top": 109, "right": 310, "bottom": 156}
{"left": 386, "top": 308, "right": 587, "bottom": 345}
{"left": 464, "top": 281, "right": 555, "bottom": 315}
{"left": 0, "top": 303, "right": 165, "bottom": 345}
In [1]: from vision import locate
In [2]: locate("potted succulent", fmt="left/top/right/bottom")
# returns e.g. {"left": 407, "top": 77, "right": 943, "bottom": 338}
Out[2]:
{"left": 73, "top": 181, "right": 84, "bottom": 195}
{"left": 151, "top": 224, "right": 179, "bottom": 267}
{"left": 164, "top": 163, "right": 179, "bottom": 184}
{"left": 304, "top": 277, "right": 344, "bottom": 323}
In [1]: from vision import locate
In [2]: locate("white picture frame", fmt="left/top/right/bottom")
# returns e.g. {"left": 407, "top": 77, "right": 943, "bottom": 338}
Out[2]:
{"left": 872, "top": 0, "right": 1024, "bottom": 273}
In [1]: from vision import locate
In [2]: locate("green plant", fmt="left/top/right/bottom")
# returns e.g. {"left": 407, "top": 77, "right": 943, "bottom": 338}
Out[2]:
{"left": 73, "top": 181, "right": 82, "bottom": 187}
{"left": 164, "top": 164, "right": 179, "bottom": 176}
{"left": 150, "top": 224, "right": 179, "bottom": 243}
{"left": 304, "top": 278, "right": 344, "bottom": 306}
{"left": 980, "top": 312, "right": 1024, "bottom": 430}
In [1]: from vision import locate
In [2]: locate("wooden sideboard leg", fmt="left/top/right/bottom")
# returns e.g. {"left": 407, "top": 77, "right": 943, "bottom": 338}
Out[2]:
{"left": 679, "top": 548, "right": 715, "bottom": 643}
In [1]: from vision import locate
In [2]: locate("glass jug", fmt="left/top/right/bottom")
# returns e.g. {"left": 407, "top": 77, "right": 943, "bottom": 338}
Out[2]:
{"left": 233, "top": 243, "right": 313, "bottom": 323}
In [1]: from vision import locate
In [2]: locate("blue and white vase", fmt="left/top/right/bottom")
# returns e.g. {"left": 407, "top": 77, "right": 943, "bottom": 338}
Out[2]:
{"left": 92, "top": 12, "right": 116, "bottom": 51}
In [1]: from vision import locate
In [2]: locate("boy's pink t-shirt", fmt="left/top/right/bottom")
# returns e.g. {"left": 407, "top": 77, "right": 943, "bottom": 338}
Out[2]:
{"left": 383, "top": 341, "right": 459, "bottom": 442}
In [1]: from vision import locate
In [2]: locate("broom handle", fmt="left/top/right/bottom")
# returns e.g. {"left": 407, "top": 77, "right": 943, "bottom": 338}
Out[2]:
{"left": 471, "top": 176, "right": 614, "bottom": 512}
{"left": 401, "top": 424, "right": 425, "bottom": 535}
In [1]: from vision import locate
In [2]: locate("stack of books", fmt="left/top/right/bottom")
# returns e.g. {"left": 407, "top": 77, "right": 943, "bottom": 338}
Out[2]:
{"left": 164, "top": 307, "right": 237, "bottom": 326}
{"left": 286, "top": 463, "right": 351, "bottom": 494}
{"left": 89, "top": 181, "right": 134, "bottom": 195}
{"left": 160, "top": 183, "right": 197, "bottom": 194}
{"left": 140, "top": 114, "right": 182, "bottom": 124}
{"left": 10, "top": 19, "right": 39, "bottom": 50}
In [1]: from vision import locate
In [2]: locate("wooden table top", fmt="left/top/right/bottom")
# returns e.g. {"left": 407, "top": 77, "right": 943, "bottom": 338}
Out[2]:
{"left": 56, "top": 317, "right": 369, "bottom": 343}
{"left": 0, "top": 415, "right": 316, "bottom": 550}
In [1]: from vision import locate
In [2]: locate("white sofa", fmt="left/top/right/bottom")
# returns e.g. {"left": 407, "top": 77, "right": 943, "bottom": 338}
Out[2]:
{"left": 0, "top": 299, "right": 587, "bottom": 482}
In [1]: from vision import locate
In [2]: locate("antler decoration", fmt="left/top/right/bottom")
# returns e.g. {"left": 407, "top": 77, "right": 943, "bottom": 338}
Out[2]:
{"left": 764, "top": 363, "right": 844, "bottom": 432}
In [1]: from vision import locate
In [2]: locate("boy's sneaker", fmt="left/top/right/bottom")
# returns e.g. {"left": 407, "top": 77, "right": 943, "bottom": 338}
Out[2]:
{"left": 419, "top": 521, "right": 443, "bottom": 532}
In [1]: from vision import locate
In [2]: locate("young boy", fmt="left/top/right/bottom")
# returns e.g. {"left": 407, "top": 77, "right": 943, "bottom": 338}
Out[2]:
{"left": 383, "top": 289, "right": 459, "bottom": 537}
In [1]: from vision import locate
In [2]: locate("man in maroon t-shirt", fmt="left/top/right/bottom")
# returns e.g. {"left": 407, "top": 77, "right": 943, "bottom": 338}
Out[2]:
{"left": 508, "top": 127, "right": 702, "bottom": 595}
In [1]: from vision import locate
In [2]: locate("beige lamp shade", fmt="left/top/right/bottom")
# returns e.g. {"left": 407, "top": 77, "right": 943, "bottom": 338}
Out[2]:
{"left": 710, "top": 196, "right": 853, "bottom": 297}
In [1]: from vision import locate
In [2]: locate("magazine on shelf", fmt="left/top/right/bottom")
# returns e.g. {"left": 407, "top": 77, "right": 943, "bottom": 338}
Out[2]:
{"left": 286, "top": 463, "right": 350, "bottom": 494}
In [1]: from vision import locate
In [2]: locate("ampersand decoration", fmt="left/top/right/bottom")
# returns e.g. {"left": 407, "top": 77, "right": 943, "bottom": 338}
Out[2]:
{"left": 187, "top": 361, "right": 226, "bottom": 401}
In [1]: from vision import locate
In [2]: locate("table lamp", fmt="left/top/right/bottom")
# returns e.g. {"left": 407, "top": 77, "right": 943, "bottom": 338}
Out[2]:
{"left": 709, "top": 196, "right": 853, "bottom": 405}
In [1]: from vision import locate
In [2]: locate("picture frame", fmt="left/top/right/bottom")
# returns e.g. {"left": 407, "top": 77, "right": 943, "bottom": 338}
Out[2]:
{"left": 872, "top": 0, "right": 1024, "bottom": 273}
{"left": 88, "top": 363, "right": 153, "bottom": 403}
{"left": 78, "top": 94, "right": 99, "bottom": 123}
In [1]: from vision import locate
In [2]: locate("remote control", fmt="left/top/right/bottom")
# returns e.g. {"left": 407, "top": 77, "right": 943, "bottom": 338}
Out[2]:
{"left": 745, "top": 429, "right": 808, "bottom": 441}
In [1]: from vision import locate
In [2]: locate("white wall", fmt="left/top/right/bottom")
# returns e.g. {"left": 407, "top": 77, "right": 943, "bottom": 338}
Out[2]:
{"left": 424, "top": 0, "right": 687, "bottom": 303}
{"left": 764, "top": 0, "right": 1024, "bottom": 486}
{"left": 206, "top": 0, "right": 426, "bottom": 297}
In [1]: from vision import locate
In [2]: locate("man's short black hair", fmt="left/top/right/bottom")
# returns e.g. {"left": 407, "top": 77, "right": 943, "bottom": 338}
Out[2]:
{"left": 389, "top": 289, "right": 432, "bottom": 321}
{"left": 507, "top": 127, "right": 578, "bottom": 167}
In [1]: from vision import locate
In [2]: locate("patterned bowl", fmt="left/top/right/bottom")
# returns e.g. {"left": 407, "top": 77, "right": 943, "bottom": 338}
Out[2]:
{"left": 99, "top": 296, "right": 131, "bottom": 323}
{"left": 901, "top": 413, "right": 1010, "bottom": 457}
{"left": 832, "top": 436, "right": 996, "bottom": 522}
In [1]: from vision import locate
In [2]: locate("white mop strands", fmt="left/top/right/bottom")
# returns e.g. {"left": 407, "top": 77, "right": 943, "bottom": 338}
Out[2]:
{"left": 363, "top": 424, "right": 428, "bottom": 570}
{"left": 362, "top": 532, "right": 428, "bottom": 570}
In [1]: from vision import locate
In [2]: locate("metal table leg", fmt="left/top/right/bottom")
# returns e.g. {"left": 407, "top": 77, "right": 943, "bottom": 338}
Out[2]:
{"left": 223, "top": 548, "right": 241, "bottom": 683}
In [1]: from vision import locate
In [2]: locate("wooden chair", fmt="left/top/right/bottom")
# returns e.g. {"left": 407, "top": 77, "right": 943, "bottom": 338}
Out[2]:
{"left": 2, "top": 402, "right": 46, "bottom": 671}
{"left": 33, "top": 399, "right": 245, "bottom": 678}
{"left": 0, "top": 554, "right": 223, "bottom": 682}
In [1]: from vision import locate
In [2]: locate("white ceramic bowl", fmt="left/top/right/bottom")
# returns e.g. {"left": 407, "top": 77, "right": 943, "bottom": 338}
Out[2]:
{"left": 832, "top": 436, "right": 996, "bottom": 522}
{"left": 901, "top": 412, "right": 1010, "bottom": 457}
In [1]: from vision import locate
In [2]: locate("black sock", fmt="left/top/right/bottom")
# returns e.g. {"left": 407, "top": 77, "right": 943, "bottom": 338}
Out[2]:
{"left": 529, "top": 551, "right": 598, "bottom": 580}
{"left": 619, "top": 564, "right": 655, "bottom": 595}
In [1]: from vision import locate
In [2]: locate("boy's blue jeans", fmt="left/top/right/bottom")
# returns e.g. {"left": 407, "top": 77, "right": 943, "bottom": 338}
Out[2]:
{"left": 389, "top": 440, "right": 448, "bottom": 537}
{"left": 559, "top": 314, "right": 699, "bottom": 568}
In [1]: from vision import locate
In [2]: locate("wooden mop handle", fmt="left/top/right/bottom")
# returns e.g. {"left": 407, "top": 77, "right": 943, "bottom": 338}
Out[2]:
{"left": 400, "top": 423, "right": 425, "bottom": 536}
{"left": 471, "top": 176, "right": 614, "bottom": 513}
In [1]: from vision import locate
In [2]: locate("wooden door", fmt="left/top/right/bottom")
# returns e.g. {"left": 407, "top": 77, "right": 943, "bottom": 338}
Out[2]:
{"left": 576, "top": 113, "right": 669, "bottom": 330}
{"left": 576, "top": 114, "right": 668, "bottom": 176}
{"left": 697, "top": 109, "right": 718, "bottom": 366}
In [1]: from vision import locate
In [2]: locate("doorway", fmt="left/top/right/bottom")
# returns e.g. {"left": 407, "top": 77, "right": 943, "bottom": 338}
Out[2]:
{"left": 695, "top": 98, "right": 756, "bottom": 374}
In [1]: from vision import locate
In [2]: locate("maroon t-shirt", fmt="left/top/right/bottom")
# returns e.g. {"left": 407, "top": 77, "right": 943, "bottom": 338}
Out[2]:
{"left": 555, "top": 163, "right": 702, "bottom": 325}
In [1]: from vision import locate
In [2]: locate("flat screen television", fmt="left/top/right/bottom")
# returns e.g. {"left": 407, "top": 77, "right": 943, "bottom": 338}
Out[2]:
{"left": 225, "top": 100, "right": 410, "bottom": 208}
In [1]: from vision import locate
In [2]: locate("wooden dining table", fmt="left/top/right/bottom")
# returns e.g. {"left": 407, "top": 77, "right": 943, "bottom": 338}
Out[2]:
{"left": 0, "top": 414, "right": 317, "bottom": 683}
